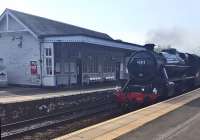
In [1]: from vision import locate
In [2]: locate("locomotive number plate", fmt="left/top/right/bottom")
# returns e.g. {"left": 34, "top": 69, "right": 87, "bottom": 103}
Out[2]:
{"left": 136, "top": 60, "right": 146, "bottom": 65}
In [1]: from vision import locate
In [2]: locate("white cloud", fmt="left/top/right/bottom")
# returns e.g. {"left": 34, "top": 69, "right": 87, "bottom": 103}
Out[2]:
{"left": 0, "top": 0, "right": 28, "bottom": 12}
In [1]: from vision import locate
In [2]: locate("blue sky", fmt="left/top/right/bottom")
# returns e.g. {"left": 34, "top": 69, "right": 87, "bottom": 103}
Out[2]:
{"left": 0, "top": 0, "right": 200, "bottom": 45}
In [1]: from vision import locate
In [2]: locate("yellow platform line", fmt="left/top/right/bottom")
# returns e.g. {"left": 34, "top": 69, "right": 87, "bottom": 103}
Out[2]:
{"left": 54, "top": 88, "right": 200, "bottom": 140}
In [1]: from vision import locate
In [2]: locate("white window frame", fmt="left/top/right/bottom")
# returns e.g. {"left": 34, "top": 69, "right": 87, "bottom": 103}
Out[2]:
{"left": 44, "top": 47, "right": 54, "bottom": 76}
{"left": 46, "top": 58, "right": 53, "bottom": 75}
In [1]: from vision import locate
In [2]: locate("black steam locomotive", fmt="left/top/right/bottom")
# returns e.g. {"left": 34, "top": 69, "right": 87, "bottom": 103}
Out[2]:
{"left": 115, "top": 44, "right": 200, "bottom": 107}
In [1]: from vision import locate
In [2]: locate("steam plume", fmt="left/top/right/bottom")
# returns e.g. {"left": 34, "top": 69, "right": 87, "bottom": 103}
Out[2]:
{"left": 145, "top": 27, "right": 200, "bottom": 55}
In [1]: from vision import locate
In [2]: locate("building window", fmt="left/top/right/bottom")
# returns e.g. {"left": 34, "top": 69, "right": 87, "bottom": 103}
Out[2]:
{"left": 82, "top": 61, "right": 87, "bottom": 73}
{"left": 70, "top": 62, "right": 76, "bottom": 73}
{"left": 46, "top": 58, "right": 52, "bottom": 75}
{"left": 64, "top": 62, "right": 69, "bottom": 73}
{"left": 103, "top": 57, "right": 115, "bottom": 73}
{"left": 64, "top": 62, "right": 76, "bottom": 73}
{"left": 55, "top": 62, "right": 61, "bottom": 74}
{"left": 45, "top": 47, "right": 53, "bottom": 75}
{"left": 45, "top": 48, "right": 52, "bottom": 56}
{"left": 82, "top": 55, "right": 98, "bottom": 73}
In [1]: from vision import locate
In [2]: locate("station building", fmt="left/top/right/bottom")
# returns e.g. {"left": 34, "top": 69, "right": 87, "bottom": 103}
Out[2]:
{"left": 0, "top": 9, "right": 144, "bottom": 87}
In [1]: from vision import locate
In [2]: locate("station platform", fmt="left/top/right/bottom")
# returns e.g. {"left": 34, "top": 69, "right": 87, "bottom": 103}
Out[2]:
{"left": 54, "top": 88, "right": 200, "bottom": 140}
{"left": 0, "top": 86, "right": 116, "bottom": 104}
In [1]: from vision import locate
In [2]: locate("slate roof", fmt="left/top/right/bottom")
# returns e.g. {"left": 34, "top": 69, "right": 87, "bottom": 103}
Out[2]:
{"left": 8, "top": 9, "right": 112, "bottom": 40}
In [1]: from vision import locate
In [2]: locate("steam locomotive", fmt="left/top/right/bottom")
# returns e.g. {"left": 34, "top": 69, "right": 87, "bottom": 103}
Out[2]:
{"left": 115, "top": 44, "right": 200, "bottom": 107}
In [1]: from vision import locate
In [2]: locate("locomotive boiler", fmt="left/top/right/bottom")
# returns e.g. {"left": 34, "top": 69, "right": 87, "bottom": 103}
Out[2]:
{"left": 115, "top": 44, "right": 200, "bottom": 107}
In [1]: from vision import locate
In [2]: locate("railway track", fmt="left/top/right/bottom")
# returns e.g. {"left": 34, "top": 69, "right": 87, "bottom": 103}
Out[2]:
{"left": 1, "top": 100, "right": 120, "bottom": 140}
{"left": 2, "top": 87, "right": 197, "bottom": 140}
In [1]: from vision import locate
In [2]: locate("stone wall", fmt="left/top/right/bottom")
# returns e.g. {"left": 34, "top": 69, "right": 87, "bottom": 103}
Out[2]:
{"left": 0, "top": 90, "right": 115, "bottom": 125}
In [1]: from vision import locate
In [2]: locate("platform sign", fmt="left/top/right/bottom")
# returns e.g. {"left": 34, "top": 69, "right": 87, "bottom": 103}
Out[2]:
{"left": 30, "top": 61, "right": 37, "bottom": 75}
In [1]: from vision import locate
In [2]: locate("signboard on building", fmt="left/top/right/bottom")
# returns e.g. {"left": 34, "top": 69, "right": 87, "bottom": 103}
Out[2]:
{"left": 30, "top": 61, "right": 37, "bottom": 75}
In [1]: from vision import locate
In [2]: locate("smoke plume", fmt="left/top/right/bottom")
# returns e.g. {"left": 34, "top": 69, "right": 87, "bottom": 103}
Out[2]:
{"left": 145, "top": 27, "right": 200, "bottom": 55}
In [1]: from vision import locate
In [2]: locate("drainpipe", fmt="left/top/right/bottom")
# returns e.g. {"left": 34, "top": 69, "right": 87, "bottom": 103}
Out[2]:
{"left": 39, "top": 40, "right": 43, "bottom": 87}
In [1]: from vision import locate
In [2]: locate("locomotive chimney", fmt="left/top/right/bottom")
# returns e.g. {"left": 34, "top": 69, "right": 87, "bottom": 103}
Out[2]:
{"left": 144, "top": 44, "right": 155, "bottom": 51}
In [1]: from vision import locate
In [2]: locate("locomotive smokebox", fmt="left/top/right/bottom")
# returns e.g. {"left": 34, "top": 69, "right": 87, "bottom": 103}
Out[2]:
{"left": 127, "top": 51, "right": 158, "bottom": 83}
